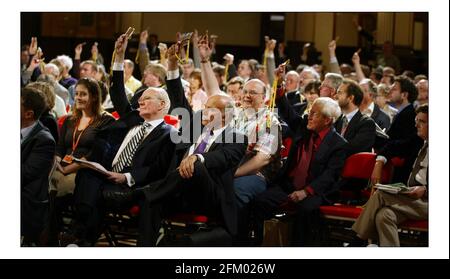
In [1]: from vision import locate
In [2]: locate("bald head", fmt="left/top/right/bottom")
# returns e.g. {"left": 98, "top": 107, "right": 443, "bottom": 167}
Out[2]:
{"left": 203, "top": 94, "right": 235, "bottom": 127}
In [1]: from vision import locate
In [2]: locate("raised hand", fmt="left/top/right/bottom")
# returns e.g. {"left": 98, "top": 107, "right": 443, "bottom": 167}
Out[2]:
{"left": 192, "top": 29, "right": 199, "bottom": 46}
{"left": 74, "top": 42, "right": 85, "bottom": 60}
{"left": 28, "top": 37, "right": 38, "bottom": 56}
{"left": 223, "top": 53, "right": 234, "bottom": 66}
{"left": 140, "top": 30, "right": 148, "bottom": 45}
{"left": 328, "top": 39, "right": 337, "bottom": 53}
{"left": 166, "top": 43, "right": 180, "bottom": 70}
{"left": 114, "top": 34, "right": 129, "bottom": 62}
{"left": 198, "top": 33, "right": 212, "bottom": 62}
{"left": 91, "top": 42, "right": 99, "bottom": 60}
{"left": 352, "top": 50, "right": 361, "bottom": 65}
{"left": 268, "top": 39, "right": 277, "bottom": 52}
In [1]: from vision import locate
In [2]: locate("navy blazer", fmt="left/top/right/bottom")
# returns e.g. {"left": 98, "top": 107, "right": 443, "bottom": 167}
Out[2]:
{"left": 21, "top": 121, "right": 55, "bottom": 239}
{"left": 335, "top": 111, "right": 376, "bottom": 156}
{"left": 165, "top": 74, "right": 247, "bottom": 235}
{"left": 379, "top": 103, "right": 423, "bottom": 183}
{"left": 278, "top": 127, "right": 347, "bottom": 202}
{"left": 88, "top": 70, "right": 177, "bottom": 187}
{"left": 276, "top": 93, "right": 348, "bottom": 202}
{"left": 371, "top": 103, "right": 391, "bottom": 131}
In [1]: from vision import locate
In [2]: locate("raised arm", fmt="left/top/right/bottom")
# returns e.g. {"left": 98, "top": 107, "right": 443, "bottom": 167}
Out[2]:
{"left": 328, "top": 39, "right": 342, "bottom": 74}
{"left": 265, "top": 37, "right": 277, "bottom": 85}
{"left": 198, "top": 32, "right": 221, "bottom": 96}
{"left": 166, "top": 42, "right": 192, "bottom": 116}
{"left": 110, "top": 33, "right": 133, "bottom": 116}
{"left": 352, "top": 51, "right": 366, "bottom": 82}
{"left": 191, "top": 29, "right": 201, "bottom": 68}
{"left": 137, "top": 30, "right": 150, "bottom": 76}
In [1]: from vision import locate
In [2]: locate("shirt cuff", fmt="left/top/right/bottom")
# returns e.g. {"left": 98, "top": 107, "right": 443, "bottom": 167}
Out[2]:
{"left": 376, "top": 155, "right": 387, "bottom": 164}
{"left": 166, "top": 69, "right": 180, "bottom": 80}
{"left": 305, "top": 186, "right": 315, "bottom": 196}
{"left": 196, "top": 154, "right": 205, "bottom": 163}
{"left": 124, "top": 173, "right": 135, "bottom": 187}
{"left": 330, "top": 56, "right": 338, "bottom": 64}
{"left": 112, "top": 62, "right": 124, "bottom": 71}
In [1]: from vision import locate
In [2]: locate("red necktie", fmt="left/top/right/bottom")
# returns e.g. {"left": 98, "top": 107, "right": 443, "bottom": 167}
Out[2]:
{"left": 290, "top": 135, "right": 317, "bottom": 190}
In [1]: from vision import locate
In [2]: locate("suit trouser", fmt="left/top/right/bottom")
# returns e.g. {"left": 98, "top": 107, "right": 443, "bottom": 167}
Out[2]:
{"left": 352, "top": 190, "right": 428, "bottom": 246}
{"left": 138, "top": 162, "right": 223, "bottom": 246}
{"left": 252, "top": 185, "right": 323, "bottom": 246}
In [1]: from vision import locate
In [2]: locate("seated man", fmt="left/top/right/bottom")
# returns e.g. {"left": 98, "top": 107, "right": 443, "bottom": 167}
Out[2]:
{"left": 21, "top": 87, "right": 56, "bottom": 245}
{"left": 194, "top": 36, "right": 282, "bottom": 244}
{"left": 254, "top": 96, "right": 348, "bottom": 246}
{"left": 119, "top": 40, "right": 248, "bottom": 246}
{"left": 69, "top": 33, "right": 177, "bottom": 246}
{"left": 335, "top": 79, "right": 376, "bottom": 156}
{"left": 352, "top": 104, "right": 428, "bottom": 246}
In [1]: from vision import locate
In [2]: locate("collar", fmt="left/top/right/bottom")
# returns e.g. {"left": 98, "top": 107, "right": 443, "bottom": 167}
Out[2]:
{"left": 21, "top": 121, "right": 38, "bottom": 141}
{"left": 396, "top": 102, "right": 410, "bottom": 114}
{"left": 211, "top": 125, "right": 228, "bottom": 137}
{"left": 316, "top": 126, "right": 331, "bottom": 142}
{"left": 362, "top": 102, "right": 375, "bottom": 116}
{"left": 146, "top": 118, "right": 164, "bottom": 128}
{"left": 345, "top": 108, "right": 359, "bottom": 122}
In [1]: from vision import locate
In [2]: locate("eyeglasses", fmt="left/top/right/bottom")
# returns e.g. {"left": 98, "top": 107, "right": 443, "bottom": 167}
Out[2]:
{"left": 243, "top": 90, "right": 263, "bottom": 96}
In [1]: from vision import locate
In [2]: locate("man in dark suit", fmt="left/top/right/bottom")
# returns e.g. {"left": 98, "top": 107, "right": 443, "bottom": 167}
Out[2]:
{"left": 126, "top": 42, "right": 247, "bottom": 246}
{"left": 284, "top": 70, "right": 304, "bottom": 106}
{"left": 372, "top": 76, "right": 423, "bottom": 184}
{"left": 21, "top": 87, "right": 56, "bottom": 245}
{"left": 353, "top": 104, "right": 428, "bottom": 246}
{"left": 70, "top": 33, "right": 177, "bottom": 246}
{"left": 359, "top": 78, "right": 391, "bottom": 131}
{"left": 335, "top": 79, "right": 376, "bottom": 156}
{"left": 255, "top": 96, "right": 347, "bottom": 246}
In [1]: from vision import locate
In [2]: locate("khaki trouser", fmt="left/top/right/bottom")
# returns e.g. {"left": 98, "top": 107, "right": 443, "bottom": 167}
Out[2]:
{"left": 352, "top": 190, "right": 427, "bottom": 247}
{"left": 49, "top": 170, "right": 77, "bottom": 197}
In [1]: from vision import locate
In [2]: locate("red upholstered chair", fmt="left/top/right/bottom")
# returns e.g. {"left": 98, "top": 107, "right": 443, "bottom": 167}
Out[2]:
{"left": 57, "top": 115, "right": 68, "bottom": 131}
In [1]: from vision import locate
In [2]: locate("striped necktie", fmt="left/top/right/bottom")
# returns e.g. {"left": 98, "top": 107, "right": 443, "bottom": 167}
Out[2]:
{"left": 113, "top": 122, "right": 151, "bottom": 173}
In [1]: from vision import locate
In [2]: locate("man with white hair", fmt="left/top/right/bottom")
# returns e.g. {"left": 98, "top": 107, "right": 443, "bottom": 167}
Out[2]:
{"left": 56, "top": 55, "right": 77, "bottom": 89}
{"left": 319, "top": 72, "right": 343, "bottom": 100}
{"left": 66, "top": 33, "right": 177, "bottom": 246}
{"left": 254, "top": 96, "right": 348, "bottom": 246}
{"left": 284, "top": 70, "right": 304, "bottom": 106}
{"left": 359, "top": 78, "right": 391, "bottom": 131}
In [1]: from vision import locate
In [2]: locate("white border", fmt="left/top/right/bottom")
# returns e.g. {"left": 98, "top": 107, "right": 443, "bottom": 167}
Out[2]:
{"left": 2, "top": 0, "right": 448, "bottom": 259}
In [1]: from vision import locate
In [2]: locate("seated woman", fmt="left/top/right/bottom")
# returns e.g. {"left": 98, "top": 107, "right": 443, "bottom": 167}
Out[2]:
{"left": 50, "top": 77, "right": 114, "bottom": 198}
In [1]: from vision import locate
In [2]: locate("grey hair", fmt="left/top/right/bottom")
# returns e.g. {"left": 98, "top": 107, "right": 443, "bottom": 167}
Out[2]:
{"left": 377, "top": 83, "right": 390, "bottom": 97}
{"left": 301, "top": 67, "right": 321, "bottom": 80}
{"left": 324, "top": 73, "right": 344, "bottom": 90}
{"left": 44, "top": 63, "right": 60, "bottom": 78}
{"left": 244, "top": 78, "right": 268, "bottom": 98}
{"left": 145, "top": 87, "right": 171, "bottom": 115}
{"left": 124, "top": 59, "right": 135, "bottom": 69}
{"left": 56, "top": 55, "right": 73, "bottom": 71}
{"left": 313, "top": 97, "right": 341, "bottom": 124}
{"left": 360, "top": 78, "right": 378, "bottom": 97}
